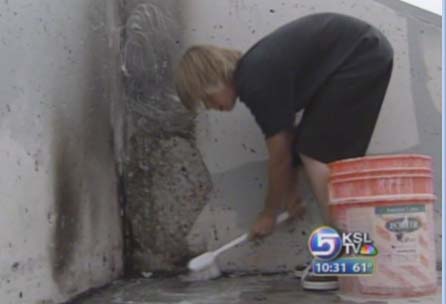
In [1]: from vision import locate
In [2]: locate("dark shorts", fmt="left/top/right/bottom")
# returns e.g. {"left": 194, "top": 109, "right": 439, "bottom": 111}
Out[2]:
{"left": 292, "top": 29, "right": 394, "bottom": 167}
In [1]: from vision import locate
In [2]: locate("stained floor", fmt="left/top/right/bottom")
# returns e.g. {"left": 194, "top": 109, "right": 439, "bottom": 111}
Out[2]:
{"left": 69, "top": 274, "right": 441, "bottom": 304}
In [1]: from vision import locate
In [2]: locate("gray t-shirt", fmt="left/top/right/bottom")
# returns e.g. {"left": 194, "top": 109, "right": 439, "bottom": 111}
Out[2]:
{"left": 234, "top": 13, "right": 373, "bottom": 138}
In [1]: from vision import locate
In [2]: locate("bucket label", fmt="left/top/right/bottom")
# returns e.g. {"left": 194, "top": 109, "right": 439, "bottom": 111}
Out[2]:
{"left": 374, "top": 204, "right": 427, "bottom": 267}
{"left": 385, "top": 217, "right": 421, "bottom": 233}
{"left": 375, "top": 205, "right": 425, "bottom": 215}
{"left": 337, "top": 203, "right": 436, "bottom": 292}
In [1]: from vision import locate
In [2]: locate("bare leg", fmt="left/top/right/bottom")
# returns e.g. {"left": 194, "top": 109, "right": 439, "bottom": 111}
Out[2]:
{"left": 298, "top": 154, "right": 340, "bottom": 290}
{"left": 299, "top": 153, "right": 331, "bottom": 224}
{"left": 283, "top": 167, "right": 306, "bottom": 219}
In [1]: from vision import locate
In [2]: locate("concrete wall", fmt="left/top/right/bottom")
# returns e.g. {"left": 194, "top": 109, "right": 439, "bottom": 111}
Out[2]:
{"left": 179, "top": 0, "right": 442, "bottom": 273}
{"left": 121, "top": 0, "right": 441, "bottom": 274}
{"left": 0, "top": 1, "right": 124, "bottom": 303}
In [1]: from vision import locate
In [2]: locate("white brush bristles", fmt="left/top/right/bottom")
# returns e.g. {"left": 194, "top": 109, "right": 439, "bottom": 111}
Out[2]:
{"left": 180, "top": 262, "right": 222, "bottom": 282}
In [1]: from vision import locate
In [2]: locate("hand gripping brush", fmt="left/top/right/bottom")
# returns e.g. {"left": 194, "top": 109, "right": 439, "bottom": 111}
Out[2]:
{"left": 184, "top": 212, "right": 290, "bottom": 281}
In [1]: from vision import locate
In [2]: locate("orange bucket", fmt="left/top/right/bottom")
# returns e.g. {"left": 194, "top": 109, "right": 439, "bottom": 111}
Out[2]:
{"left": 328, "top": 154, "right": 437, "bottom": 298}
{"left": 329, "top": 154, "right": 432, "bottom": 176}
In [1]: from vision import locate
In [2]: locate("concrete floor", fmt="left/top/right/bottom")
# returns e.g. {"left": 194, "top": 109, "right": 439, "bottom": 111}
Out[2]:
{"left": 69, "top": 274, "right": 442, "bottom": 304}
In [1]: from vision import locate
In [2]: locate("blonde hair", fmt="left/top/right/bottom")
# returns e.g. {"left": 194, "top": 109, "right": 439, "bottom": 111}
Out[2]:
{"left": 174, "top": 45, "right": 242, "bottom": 112}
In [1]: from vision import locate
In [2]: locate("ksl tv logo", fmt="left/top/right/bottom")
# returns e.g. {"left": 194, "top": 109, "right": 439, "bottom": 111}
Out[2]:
{"left": 308, "top": 226, "right": 379, "bottom": 260}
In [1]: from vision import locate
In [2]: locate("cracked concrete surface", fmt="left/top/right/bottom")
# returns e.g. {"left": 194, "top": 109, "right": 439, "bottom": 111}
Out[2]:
{"left": 68, "top": 274, "right": 442, "bottom": 304}
{"left": 122, "top": 0, "right": 213, "bottom": 274}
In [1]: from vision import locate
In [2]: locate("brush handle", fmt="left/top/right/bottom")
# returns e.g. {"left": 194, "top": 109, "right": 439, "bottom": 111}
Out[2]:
{"left": 214, "top": 212, "right": 289, "bottom": 256}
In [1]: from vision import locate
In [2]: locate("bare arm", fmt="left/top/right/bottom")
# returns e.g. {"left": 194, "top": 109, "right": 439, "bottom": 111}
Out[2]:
{"left": 250, "top": 130, "right": 297, "bottom": 238}
{"left": 264, "top": 130, "right": 295, "bottom": 214}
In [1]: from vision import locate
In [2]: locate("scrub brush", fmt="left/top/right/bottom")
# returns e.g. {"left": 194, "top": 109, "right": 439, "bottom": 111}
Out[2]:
{"left": 184, "top": 212, "right": 290, "bottom": 281}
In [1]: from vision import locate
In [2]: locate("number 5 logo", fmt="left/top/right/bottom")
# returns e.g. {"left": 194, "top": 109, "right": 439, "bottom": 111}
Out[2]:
{"left": 308, "top": 227, "right": 343, "bottom": 261}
